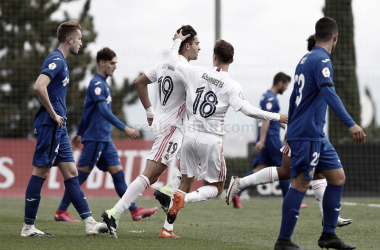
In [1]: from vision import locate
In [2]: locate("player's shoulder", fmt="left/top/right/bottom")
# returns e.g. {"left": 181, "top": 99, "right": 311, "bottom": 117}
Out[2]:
{"left": 89, "top": 74, "right": 107, "bottom": 88}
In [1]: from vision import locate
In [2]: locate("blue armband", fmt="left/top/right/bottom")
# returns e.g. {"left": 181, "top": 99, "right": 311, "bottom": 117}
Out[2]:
{"left": 97, "top": 101, "right": 127, "bottom": 131}
{"left": 320, "top": 85, "right": 356, "bottom": 128}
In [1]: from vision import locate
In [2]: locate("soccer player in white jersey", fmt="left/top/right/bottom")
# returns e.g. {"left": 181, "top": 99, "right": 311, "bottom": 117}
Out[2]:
{"left": 159, "top": 30, "right": 288, "bottom": 237}
{"left": 101, "top": 25, "right": 200, "bottom": 239}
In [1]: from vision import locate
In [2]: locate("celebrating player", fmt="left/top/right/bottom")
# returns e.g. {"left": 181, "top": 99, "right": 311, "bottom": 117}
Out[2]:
{"left": 231, "top": 72, "right": 292, "bottom": 209}
{"left": 272, "top": 17, "right": 365, "bottom": 250}
{"left": 155, "top": 30, "right": 288, "bottom": 237}
{"left": 101, "top": 25, "right": 200, "bottom": 238}
{"left": 21, "top": 21, "right": 108, "bottom": 237}
{"left": 54, "top": 47, "right": 157, "bottom": 223}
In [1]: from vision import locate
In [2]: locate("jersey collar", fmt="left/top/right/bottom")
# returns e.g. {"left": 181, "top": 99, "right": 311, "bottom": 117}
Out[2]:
{"left": 95, "top": 73, "right": 107, "bottom": 81}
{"left": 214, "top": 67, "right": 228, "bottom": 75}
{"left": 178, "top": 55, "right": 189, "bottom": 63}
{"left": 312, "top": 46, "right": 331, "bottom": 57}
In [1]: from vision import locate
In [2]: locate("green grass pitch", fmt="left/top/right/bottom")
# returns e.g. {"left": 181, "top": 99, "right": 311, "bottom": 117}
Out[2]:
{"left": 1, "top": 197, "right": 379, "bottom": 250}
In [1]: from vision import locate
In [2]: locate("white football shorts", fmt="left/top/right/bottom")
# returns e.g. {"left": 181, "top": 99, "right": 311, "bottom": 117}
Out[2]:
{"left": 147, "top": 126, "right": 183, "bottom": 166}
{"left": 180, "top": 130, "right": 226, "bottom": 183}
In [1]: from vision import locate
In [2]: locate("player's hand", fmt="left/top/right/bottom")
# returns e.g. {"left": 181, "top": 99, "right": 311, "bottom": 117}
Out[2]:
{"left": 279, "top": 114, "right": 288, "bottom": 124}
{"left": 124, "top": 127, "right": 140, "bottom": 139}
{"left": 147, "top": 118, "right": 153, "bottom": 126}
{"left": 71, "top": 134, "right": 81, "bottom": 149}
{"left": 253, "top": 141, "right": 264, "bottom": 155}
{"left": 173, "top": 29, "right": 191, "bottom": 41}
{"left": 50, "top": 113, "right": 64, "bottom": 128}
{"left": 349, "top": 124, "right": 366, "bottom": 143}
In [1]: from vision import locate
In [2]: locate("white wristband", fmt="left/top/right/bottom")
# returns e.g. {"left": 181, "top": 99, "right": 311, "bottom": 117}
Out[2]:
{"left": 146, "top": 106, "right": 155, "bottom": 119}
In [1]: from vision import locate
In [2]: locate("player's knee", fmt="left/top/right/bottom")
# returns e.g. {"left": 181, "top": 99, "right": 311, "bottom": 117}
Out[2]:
{"left": 278, "top": 167, "right": 291, "bottom": 180}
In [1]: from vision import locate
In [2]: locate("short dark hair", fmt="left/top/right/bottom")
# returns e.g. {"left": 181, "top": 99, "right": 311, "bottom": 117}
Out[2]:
{"left": 176, "top": 25, "right": 197, "bottom": 52}
{"left": 315, "top": 17, "right": 338, "bottom": 42}
{"left": 57, "top": 21, "right": 81, "bottom": 43}
{"left": 96, "top": 47, "right": 116, "bottom": 64}
{"left": 307, "top": 34, "right": 316, "bottom": 51}
{"left": 213, "top": 39, "right": 234, "bottom": 63}
{"left": 273, "top": 72, "right": 291, "bottom": 86}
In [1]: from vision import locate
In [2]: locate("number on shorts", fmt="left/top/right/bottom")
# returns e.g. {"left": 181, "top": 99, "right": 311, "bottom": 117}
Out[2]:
{"left": 193, "top": 87, "right": 218, "bottom": 118}
{"left": 167, "top": 142, "right": 178, "bottom": 154}
{"left": 158, "top": 76, "right": 173, "bottom": 106}
{"left": 310, "top": 152, "right": 320, "bottom": 166}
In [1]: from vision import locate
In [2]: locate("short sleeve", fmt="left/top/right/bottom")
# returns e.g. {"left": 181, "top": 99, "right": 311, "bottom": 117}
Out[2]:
{"left": 315, "top": 58, "right": 334, "bottom": 88}
{"left": 145, "top": 63, "right": 159, "bottom": 82}
{"left": 41, "top": 58, "right": 64, "bottom": 80}
{"left": 228, "top": 82, "right": 249, "bottom": 112}
{"left": 89, "top": 82, "right": 108, "bottom": 103}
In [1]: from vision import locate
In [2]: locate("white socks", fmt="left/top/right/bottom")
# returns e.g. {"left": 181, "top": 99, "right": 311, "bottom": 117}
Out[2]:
{"left": 169, "top": 175, "right": 182, "bottom": 192}
{"left": 185, "top": 186, "right": 218, "bottom": 203}
{"left": 83, "top": 216, "right": 95, "bottom": 225}
{"left": 311, "top": 178, "right": 327, "bottom": 215}
{"left": 239, "top": 167, "right": 279, "bottom": 189}
{"left": 116, "top": 175, "right": 150, "bottom": 217}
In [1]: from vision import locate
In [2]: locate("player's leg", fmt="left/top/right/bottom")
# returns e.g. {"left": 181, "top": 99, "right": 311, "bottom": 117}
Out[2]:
{"left": 275, "top": 140, "right": 317, "bottom": 249}
{"left": 316, "top": 140, "right": 355, "bottom": 249}
{"left": 22, "top": 125, "right": 58, "bottom": 237}
{"left": 272, "top": 137, "right": 290, "bottom": 198}
{"left": 56, "top": 130, "right": 107, "bottom": 236}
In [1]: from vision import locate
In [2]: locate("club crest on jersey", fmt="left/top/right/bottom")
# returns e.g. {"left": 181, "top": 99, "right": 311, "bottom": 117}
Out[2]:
{"left": 48, "top": 62, "right": 57, "bottom": 70}
{"left": 95, "top": 87, "right": 102, "bottom": 95}
{"left": 266, "top": 102, "right": 273, "bottom": 110}
{"left": 239, "top": 91, "right": 245, "bottom": 100}
{"left": 62, "top": 77, "right": 69, "bottom": 86}
{"left": 322, "top": 67, "right": 330, "bottom": 77}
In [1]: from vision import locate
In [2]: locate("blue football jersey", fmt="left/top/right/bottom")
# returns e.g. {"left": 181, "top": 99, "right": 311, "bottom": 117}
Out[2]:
{"left": 287, "top": 46, "right": 334, "bottom": 141}
{"left": 257, "top": 90, "right": 281, "bottom": 140}
{"left": 34, "top": 49, "right": 70, "bottom": 127}
{"left": 79, "top": 73, "right": 114, "bottom": 142}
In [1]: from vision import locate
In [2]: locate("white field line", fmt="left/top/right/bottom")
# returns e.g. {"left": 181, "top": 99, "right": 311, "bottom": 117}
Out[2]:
{"left": 342, "top": 202, "right": 380, "bottom": 208}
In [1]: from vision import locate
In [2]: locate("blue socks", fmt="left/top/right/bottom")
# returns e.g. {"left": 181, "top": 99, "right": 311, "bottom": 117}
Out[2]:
{"left": 58, "top": 170, "right": 89, "bottom": 211}
{"left": 279, "top": 180, "right": 290, "bottom": 198}
{"left": 322, "top": 184, "right": 343, "bottom": 234}
{"left": 112, "top": 170, "right": 138, "bottom": 212}
{"left": 64, "top": 176, "right": 91, "bottom": 220}
{"left": 279, "top": 188, "right": 305, "bottom": 240}
{"left": 237, "top": 170, "right": 254, "bottom": 196}
{"left": 24, "top": 175, "right": 45, "bottom": 225}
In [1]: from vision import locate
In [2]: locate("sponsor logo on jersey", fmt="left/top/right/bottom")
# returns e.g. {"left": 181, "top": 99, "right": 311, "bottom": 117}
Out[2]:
{"left": 62, "top": 77, "right": 69, "bottom": 86}
{"left": 95, "top": 87, "right": 102, "bottom": 95}
{"left": 267, "top": 97, "right": 274, "bottom": 101}
{"left": 239, "top": 91, "right": 245, "bottom": 100}
{"left": 202, "top": 73, "right": 224, "bottom": 88}
{"left": 53, "top": 57, "right": 61, "bottom": 61}
{"left": 48, "top": 62, "right": 57, "bottom": 70}
{"left": 322, "top": 67, "right": 330, "bottom": 77}
{"left": 34, "top": 128, "right": 37, "bottom": 134}
{"left": 300, "top": 57, "right": 307, "bottom": 64}
{"left": 322, "top": 59, "right": 330, "bottom": 63}
{"left": 95, "top": 81, "right": 101, "bottom": 85}
{"left": 64, "top": 67, "right": 67, "bottom": 71}
{"left": 266, "top": 102, "right": 273, "bottom": 110}
{"left": 106, "top": 95, "right": 112, "bottom": 104}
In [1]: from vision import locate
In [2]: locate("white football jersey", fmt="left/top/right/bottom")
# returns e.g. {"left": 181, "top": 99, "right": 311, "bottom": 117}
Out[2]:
{"left": 145, "top": 56, "right": 189, "bottom": 136}
{"left": 172, "top": 65, "right": 248, "bottom": 136}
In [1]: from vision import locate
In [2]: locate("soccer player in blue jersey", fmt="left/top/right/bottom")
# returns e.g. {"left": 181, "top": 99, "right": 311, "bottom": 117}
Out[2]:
{"left": 274, "top": 17, "right": 365, "bottom": 250}
{"left": 21, "top": 21, "right": 108, "bottom": 237}
{"left": 231, "top": 72, "right": 292, "bottom": 209}
{"left": 54, "top": 47, "right": 158, "bottom": 222}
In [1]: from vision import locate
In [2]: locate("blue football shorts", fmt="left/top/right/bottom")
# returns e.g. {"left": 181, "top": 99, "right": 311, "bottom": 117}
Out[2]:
{"left": 77, "top": 141, "right": 121, "bottom": 172}
{"left": 33, "top": 125, "right": 74, "bottom": 168}
{"left": 252, "top": 135, "right": 283, "bottom": 168}
{"left": 288, "top": 138, "right": 342, "bottom": 180}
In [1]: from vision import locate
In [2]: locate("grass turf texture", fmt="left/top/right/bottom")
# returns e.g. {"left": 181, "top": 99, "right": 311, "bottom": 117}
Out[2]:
{"left": 1, "top": 197, "right": 379, "bottom": 250}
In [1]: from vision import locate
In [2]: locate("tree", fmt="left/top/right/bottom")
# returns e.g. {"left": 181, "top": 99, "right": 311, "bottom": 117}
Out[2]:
{"left": 324, "top": 0, "right": 361, "bottom": 142}
{"left": 0, "top": 0, "right": 96, "bottom": 138}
